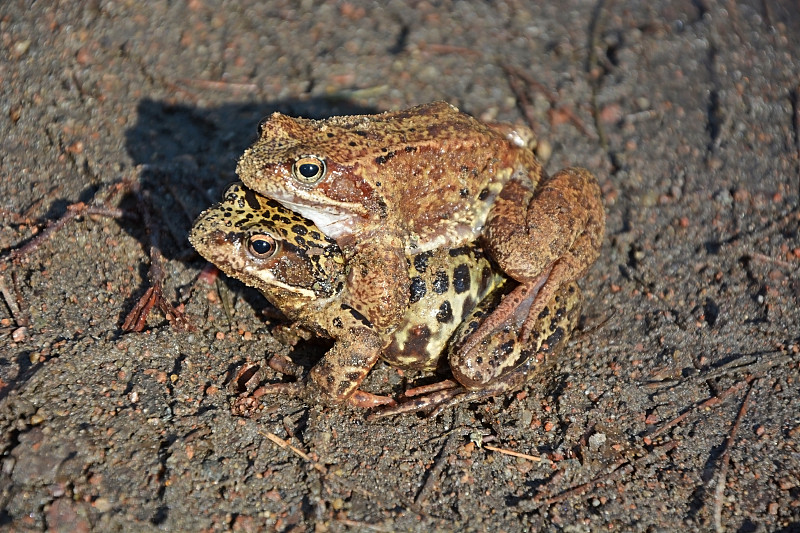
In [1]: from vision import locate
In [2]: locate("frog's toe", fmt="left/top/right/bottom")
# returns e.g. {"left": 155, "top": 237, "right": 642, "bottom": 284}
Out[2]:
{"left": 347, "top": 390, "right": 397, "bottom": 409}
{"left": 267, "top": 353, "right": 305, "bottom": 378}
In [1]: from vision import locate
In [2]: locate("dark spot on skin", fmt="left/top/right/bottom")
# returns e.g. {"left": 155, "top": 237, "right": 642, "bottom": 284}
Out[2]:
{"left": 460, "top": 296, "right": 476, "bottom": 321}
{"left": 375, "top": 181, "right": 381, "bottom": 187}
{"left": 479, "top": 266, "right": 493, "bottom": 292}
{"left": 409, "top": 277, "right": 427, "bottom": 303}
{"left": 340, "top": 304, "right": 372, "bottom": 328}
{"left": 476, "top": 356, "right": 483, "bottom": 364}
{"left": 244, "top": 188, "right": 262, "bottom": 210}
{"left": 432, "top": 270, "right": 449, "bottom": 294}
{"left": 311, "top": 231, "right": 322, "bottom": 240}
{"left": 478, "top": 188, "right": 490, "bottom": 201}
{"left": 294, "top": 235, "right": 306, "bottom": 247}
{"left": 448, "top": 246, "right": 470, "bottom": 257}
{"left": 388, "top": 324, "right": 432, "bottom": 362}
{"left": 543, "top": 327, "right": 565, "bottom": 352}
{"left": 349, "top": 141, "right": 357, "bottom": 146}
{"left": 414, "top": 251, "right": 433, "bottom": 272}
{"left": 346, "top": 372, "right": 362, "bottom": 382}
{"left": 333, "top": 317, "right": 343, "bottom": 329}
{"left": 405, "top": 146, "right": 417, "bottom": 152}
{"left": 376, "top": 198, "right": 388, "bottom": 218}
{"left": 460, "top": 187, "right": 469, "bottom": 198}
{"left": 452, "top": 264, "right": 470, "bottom": 294}
{"left": 374, "top": 151, "right": 395, "bottom": 165}
{"left": 327, "top": 132, "right": 335, "bottom": 138}
{"left": 500, "top": 341, "right": 515, "bottom": 355}
{"left": 354, "top": 130, "right": 368, "bottom": 137}
{"left": 555, "top": 306, "right": 567, "bottom": 319}
{"left": 436, "top": 301, "right": 453, "bottom": 323}
{"left": 538, "top": 307, "right": 550, "bottom": 320}
{"left": 337, "top": 382, "right": 352, "bottom": 397}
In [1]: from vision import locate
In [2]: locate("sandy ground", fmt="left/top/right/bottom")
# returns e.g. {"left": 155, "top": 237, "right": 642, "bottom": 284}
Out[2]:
{"left": 1, "top": 1, "right": 799, "bottom": 531}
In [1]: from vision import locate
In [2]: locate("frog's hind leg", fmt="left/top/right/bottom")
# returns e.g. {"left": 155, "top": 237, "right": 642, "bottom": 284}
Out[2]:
{"left": 482, "top": 167, "right": 604, "bottom": 344}
{"left": 369, "top": 283, "right": 582, "bottom": 419}
{"left": 367, "top": 360, "right": 532, "bottom": 419}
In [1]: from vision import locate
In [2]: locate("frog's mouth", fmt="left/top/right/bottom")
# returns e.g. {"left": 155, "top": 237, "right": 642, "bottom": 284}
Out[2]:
{"left": 274, "top": 199, "right": 359, "bottom": 241}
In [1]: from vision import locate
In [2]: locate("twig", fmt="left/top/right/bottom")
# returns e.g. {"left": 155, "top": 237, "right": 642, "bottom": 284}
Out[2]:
{"left": 647, "top": 378, "right": 751, "bottom": 438}
{"left": 504, "top": 64, "right": 593, "bottom": 139}
{"left": 414, "top": 428, "right": 461, "bottom": 506}
{"left": 750, "top": 252, "right": 795, "bottom": 270}
{"left": 483, "top": 445, "right": 541, "bottom": 462}
{"left": 530, "top": 441, "right": 679, "bottom": 508}
{"left": 711, "top": 378, "right": 758, "bottom": 532}
{"left": 176, "top": 78, "right": 259, "bottom": 93}
{"left": 261, "top": 431, "right": 322, "bottom": 470}
{"left": 0, "top": 273, "right": 24, "bottom": 326}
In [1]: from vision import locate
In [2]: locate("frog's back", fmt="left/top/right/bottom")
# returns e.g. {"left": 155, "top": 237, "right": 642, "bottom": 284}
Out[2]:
{"left": 237, "top": 102, "right": 540, "bottom": 252}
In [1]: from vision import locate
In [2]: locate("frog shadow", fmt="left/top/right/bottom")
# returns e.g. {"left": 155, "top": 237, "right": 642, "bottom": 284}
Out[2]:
{"left": 120, "top": 97, "right": 380, "bottom": 332}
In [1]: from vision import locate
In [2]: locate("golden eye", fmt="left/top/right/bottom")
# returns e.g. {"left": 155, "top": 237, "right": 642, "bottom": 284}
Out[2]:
{"left": 247, "top": 235, "right": 279, "bottom": 259}
{"left": 292, "top": 156, "right": 326, "bottom": 184}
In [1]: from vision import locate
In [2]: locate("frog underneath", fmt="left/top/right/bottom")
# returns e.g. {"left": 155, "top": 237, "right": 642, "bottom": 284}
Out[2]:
{"left": 190, "top": 183, "right": 582, "bottom": 415}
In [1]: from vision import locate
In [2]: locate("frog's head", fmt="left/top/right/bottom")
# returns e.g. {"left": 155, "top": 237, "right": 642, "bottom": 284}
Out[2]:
{"left": 236, "top": 112, "right": 392, "bottom": 242}
{"left": 189, "top": 183, "right": 346, "bottom": 312}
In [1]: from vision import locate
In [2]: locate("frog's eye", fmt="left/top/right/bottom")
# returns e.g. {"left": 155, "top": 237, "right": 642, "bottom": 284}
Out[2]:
{"left": 292, "top": 156, "right": 326, "bottom": 185}
{"left": 247, "top": 235, "right": 279, "bottom": 259}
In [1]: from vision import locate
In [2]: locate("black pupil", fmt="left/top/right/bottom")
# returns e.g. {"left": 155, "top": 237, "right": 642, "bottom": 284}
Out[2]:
{"left": 251, "top": 239, "right": 272, "bottom": 255}
{"left": 298, "top": 163, "right": 319, "bottom": 178}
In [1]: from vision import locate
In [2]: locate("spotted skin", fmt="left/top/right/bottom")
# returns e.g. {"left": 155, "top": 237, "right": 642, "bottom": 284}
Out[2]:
{"left": 191, "top": 183, "right": 584, "bottom": 415}
{"left": 236, "top": 101, "right": 605, "bottom": 381}
{"left": 190, "top": 183, "right": 506, "bottom": 402}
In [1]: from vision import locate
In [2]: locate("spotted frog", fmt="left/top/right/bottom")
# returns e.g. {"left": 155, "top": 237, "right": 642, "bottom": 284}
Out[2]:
{"left": 236, "top": 101, "right": 604, "bottom": 369}
{"left": 190, "top": 183, "right": 582, "bottom": 415}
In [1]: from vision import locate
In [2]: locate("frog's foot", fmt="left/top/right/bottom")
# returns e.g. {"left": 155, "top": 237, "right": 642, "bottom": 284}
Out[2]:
{"left": 253, "top": 377, "right": 396, "bottom": 409}
{"left": 367, "top": 370, "right": 530, "bottom": 420}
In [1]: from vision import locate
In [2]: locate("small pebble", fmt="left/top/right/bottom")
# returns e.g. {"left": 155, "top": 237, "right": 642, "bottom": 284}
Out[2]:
{"left": 12, "top": 327, "right": 27, "bottom": 342}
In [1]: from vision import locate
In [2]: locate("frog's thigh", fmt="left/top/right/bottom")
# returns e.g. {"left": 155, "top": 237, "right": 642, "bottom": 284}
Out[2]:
{"left": 309, "top": 327, "right": 383, "bottom": 402}
{"left": 484, "top": 167, "right": 603, "bottom": 282}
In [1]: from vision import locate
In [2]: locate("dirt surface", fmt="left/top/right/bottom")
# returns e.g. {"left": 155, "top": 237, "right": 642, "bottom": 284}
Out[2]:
{"left": 1, "top": 1, "right": 799, "bottom": 531}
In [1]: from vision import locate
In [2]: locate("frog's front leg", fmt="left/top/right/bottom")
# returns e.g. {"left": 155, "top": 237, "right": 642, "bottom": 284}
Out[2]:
{"left": 472, "top": 167, "right": 604, "bottom": 349}
{"left": 344, "top": 237, "right": 411, "bottom": 331}
{"left": 307, "top": 325, "right": 383, "bottom": 401}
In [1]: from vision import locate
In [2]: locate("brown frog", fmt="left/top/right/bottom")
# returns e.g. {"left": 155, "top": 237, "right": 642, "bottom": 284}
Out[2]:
{"left": 236, "top": 102, "right": 604, "bottom": 369}
{"left": 190, "top": 183, "right": 582, "bottom": 415}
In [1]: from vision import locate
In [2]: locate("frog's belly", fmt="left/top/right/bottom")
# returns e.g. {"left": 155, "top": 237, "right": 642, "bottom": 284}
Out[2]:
{"left": 382, "top": 259, "right": 506, "bottom": 371}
